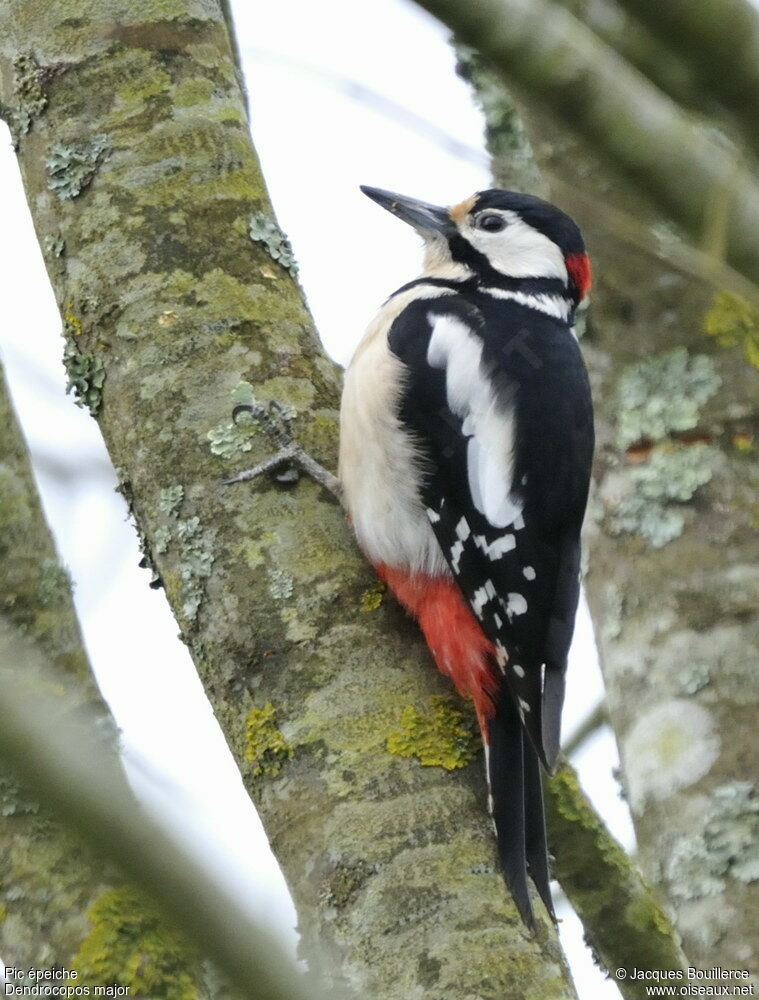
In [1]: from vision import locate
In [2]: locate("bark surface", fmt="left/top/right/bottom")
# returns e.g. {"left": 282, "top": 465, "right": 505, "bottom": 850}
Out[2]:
{"left": 460, "top": 46, "right": 759, "bottom": 976}
{"left": 0, "top": 360, "right": 114, "bottom": 970}
{"left": 0, "top": 5, "right": 578, "bottom": 997}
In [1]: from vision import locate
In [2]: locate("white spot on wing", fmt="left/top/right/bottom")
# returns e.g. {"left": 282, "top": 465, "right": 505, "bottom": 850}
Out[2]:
{"left": 455, "top": 516, "right": 471, "bottom": 541}
{"left": 522, "top": 566, "right": 536, "bottom": 580}
{"left": 427, "top": 507, "right": 441, "bottom": 523}
{"left": 472, "top": 579, "right": 496, "bottom": 619}
{"left": 503, "top": 592, "right": 528, "bottom": 622}
{"left": 513, "top": 664, "right": 525, "bottom": 678}
{"left": 518, "top": 697, "right": 531, "bottom": 714}
{"left": 474, "top": 533, "right": 515, "bottom": 560}
{"left": 450, "top": 540, "right": 464, "bottom": 574}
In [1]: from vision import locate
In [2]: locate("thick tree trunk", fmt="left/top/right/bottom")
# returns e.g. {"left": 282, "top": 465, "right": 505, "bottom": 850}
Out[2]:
{"left": 0, "top": 5, "right": 578, "bottom": 997}
{"left": 459, "top": 46, "right": 759, "bottom": 976}
{"left": 0, "top": 360, "right": 115, "bottom": 970}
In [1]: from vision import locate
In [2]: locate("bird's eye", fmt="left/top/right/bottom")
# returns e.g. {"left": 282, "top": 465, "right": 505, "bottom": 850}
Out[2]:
{"left": 477, "top": 213, "right": 506, "bottom": 232}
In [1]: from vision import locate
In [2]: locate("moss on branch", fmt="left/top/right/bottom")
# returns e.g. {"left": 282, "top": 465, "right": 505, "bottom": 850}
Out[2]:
{"left": 546, "top": 762, "right": 685, "bottom": 997}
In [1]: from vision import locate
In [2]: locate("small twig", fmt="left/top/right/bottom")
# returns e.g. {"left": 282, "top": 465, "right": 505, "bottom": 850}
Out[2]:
{"left": 563, "top": 701, "right": 608, "bottom": 758}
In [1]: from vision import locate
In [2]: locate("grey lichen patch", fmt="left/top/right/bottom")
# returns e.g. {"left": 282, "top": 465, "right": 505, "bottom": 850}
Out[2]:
{"left": 158, "top": 485, "right": 184, "bottom": 516}
{"left": 207, "top": 381, "right": 260, "bottom": 458}
{"left": 207, "top": 418, "right": 256, "bottom": 458}
{"left": 666, "top": 783, "right": 759, "bottom": 900}
{"left": 676, "top": 661, "right": 711, "bottom": 695}
{"left": 10, "top": 52, "right": 47, "bottom": 142}
{"left": 38, "top": 559, "right": 73, "bottom": 606}
{"left": 624, "top": 700, "right": 719, "bottom": 813}
{"left": 43, "top": 234, "right": 65, "bottom": 258}
{"left": 249, "top": 214, "right": 298, "bottom": 278}
{"left": 153, "top": 525, "right": 171, "bottom": 555}
{"left": 62, "top": 342, "right": 105, "bottom": 416}
{"left": 268, "top": 568, "right": 294, "bottom": 600}
{"left": 609, "top": 444, "right": 717, "bottom": 547}
{"left": 151, "top": 485, "right": 214, "bottom": 622}
{"left": 615, "top": 348, "right": 721, "bottom": 449}
{"left": 175, "top": 517, "right": 215, "bottom": 621}
{"left": 46, "top": 135, "right": 109, "bottom": 201}
{"left": 602, "top": 582, "right": 624, "bottom": 640}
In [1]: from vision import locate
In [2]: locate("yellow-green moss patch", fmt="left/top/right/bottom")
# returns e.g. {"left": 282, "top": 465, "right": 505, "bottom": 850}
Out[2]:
{"left": 71, "top": 885, "right": 199, "bottom": 999}
{"left": 360, "top": 580, "right": 386, "bottom": 612}
{"left": 244, "top": 702, "right": 293, "bottom": 777}
{"left": 387, "top": 696, "right": 479, "bottom": 770}
{"left": 704, "top": 290, "right": 759, "bottom": 370}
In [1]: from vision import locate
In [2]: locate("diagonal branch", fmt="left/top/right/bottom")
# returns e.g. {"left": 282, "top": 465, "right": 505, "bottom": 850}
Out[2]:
{"left": 610, "top": 0, "right": 759, "bottom": 154}
{"left": 415, "top": 0, "right": 759, "bottom": 284}
{"left": 0, "top": 623, "right": 319, "bottom": 1000}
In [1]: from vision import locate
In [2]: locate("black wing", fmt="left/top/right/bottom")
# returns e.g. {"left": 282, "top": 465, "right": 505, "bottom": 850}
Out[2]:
{"left": 388, "top": 290, "right": 593, "bottom": 925}
{"left": 389, "top": 291, "right": 593, "bottom": 763}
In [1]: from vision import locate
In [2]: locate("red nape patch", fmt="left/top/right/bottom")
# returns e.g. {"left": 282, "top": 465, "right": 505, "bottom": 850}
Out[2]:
{"left": 565, "top": 251, "right": 592, "bottom": 301}
{"left": 376, "top": 564, "right": 499, "bottom": 723}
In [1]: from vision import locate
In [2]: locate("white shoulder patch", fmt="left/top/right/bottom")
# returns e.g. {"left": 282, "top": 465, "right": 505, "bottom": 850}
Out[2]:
{"left": 427, "top": 313, "right": 522, "bottom": 529}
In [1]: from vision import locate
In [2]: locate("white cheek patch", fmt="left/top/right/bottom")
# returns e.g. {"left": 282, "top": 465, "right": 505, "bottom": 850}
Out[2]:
{"left": 466, "top": 212, "right": 568, "bottom": 281}
{"left": 427, "top": 313, "right": 523, "bottom": 529}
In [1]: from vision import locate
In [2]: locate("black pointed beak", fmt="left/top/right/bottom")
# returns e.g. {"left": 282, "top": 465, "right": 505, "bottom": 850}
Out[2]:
{"left": 360, "top": 186, "right": 454, "bottom": 236}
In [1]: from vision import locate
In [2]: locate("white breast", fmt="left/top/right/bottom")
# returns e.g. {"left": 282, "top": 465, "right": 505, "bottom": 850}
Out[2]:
{"left": 339, "top": 285, "right": 452, "bottom": 577}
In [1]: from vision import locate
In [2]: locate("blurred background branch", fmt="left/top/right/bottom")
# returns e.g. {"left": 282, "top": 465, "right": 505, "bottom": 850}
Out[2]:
{"left": 0, "top": 621, "right": 319, "bottom": 1000}
{"left": 417, "top": 0, "right": 759, "bottom": 284}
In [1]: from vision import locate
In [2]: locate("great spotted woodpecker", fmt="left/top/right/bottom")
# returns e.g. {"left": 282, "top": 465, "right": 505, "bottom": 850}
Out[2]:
{"left": 339, "top": 186, "right": 594, "bottom": 927}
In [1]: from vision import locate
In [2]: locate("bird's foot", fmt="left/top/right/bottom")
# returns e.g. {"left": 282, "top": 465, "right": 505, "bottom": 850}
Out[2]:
{"left": 222, "top": 400, "right": 342, "bottom": 501}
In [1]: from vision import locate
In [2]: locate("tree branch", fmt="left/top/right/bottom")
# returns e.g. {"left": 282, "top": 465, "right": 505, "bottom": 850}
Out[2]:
{"left": 0, "top": 358, "right": 120, "bottom": 968}
{"left": 417, "top": 0, "right": 759, "bottom": 283}
{"left": 610, "top": 0, "right": 759, "bottom": 153}
{"left": 0, "top": 4, "right": 577, "bottom": 996}
{"left": 457, "top": 51, "right": 687, "bottom": 986}
{"left": 546, "top": 762, "right": 686, "bottom": 998}
{"left": 0, "top": 622, "right": 319, "bottom": 1000}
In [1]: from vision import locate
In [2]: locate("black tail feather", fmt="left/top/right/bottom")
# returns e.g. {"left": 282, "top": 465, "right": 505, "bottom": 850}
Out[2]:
{"left": 487, "top": 694, "right": 554, "bottom": 928}
{"left": 524, "top": 734, "right": 555, "bottom": 921}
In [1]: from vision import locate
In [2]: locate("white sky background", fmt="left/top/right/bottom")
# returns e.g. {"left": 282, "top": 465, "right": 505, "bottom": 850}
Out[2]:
{"left": 0, "top": 1, "right": 636, "bottom": 995}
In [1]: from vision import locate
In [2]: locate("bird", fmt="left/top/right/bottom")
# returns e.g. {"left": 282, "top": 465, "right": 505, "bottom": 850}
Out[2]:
{"left": 338, "top": 185, "right": 594, "bottom": 928}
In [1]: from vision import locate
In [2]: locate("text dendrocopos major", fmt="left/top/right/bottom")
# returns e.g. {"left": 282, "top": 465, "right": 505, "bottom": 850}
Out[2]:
{"left": 339, "top": 186, "right": 594, "bottom": 928}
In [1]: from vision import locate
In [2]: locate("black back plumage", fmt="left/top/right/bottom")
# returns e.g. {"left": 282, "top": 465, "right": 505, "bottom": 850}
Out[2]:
{"left": 387, "top": 282, "right": 594, "bottom": 925}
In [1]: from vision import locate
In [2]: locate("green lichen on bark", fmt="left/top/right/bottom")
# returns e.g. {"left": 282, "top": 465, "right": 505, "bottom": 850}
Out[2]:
{"left": 71, "top": 886, "right": 201, "bottom": 1000}
{"left": 0, "top": 5, "right": 578, "bottom": 995}
{"left": 243, "top": 702, "right": 293, "bottom": 777}
{"left": 386, "top": 696, "right": 480, "bottom": 770}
